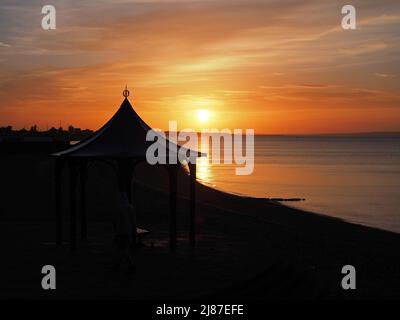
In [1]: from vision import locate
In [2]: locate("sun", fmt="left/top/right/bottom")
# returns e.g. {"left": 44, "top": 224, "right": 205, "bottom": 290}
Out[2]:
{"left": 197, "top": 109, "right": 210, "bottom": 123}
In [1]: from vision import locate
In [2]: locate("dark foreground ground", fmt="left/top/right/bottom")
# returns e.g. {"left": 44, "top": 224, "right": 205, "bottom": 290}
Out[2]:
{"left": 0, "top": 153, "right": 399, "bottom": 299}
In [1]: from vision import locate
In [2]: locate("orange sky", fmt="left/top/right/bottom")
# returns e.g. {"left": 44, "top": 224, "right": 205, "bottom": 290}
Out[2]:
{"left": 0, "top": 0, "right": 399, "bottom": 134}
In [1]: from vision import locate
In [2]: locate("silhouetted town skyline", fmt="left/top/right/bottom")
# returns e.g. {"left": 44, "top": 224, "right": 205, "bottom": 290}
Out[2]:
{"left": 0, "top": 125, "right": 94, "bottom": 142}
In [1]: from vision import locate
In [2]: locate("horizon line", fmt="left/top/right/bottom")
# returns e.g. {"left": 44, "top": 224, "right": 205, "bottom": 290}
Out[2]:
{"left": 1, "top": 125, "right": 399, "bottom": 137}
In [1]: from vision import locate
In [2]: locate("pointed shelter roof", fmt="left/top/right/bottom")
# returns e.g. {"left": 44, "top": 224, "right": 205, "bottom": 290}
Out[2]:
{"left": 53, "top": 90, "right": 202, "bottom": 159}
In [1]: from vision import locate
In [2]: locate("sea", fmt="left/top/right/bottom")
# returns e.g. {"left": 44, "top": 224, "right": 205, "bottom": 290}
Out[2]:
{"left": 192, "top": 133, "right": 400, "bottom": 234}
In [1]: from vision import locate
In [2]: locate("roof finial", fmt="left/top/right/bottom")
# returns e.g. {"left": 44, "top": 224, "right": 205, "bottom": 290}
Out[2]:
{"left": 123, "top": 85, "right": 130, "bottom": 98}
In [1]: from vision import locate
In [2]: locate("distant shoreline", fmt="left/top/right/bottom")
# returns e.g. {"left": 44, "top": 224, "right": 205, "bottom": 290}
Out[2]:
{"left": 2, "top": 124, "right": 400, "bottom": 139}
{"left": 254, "top": 131, "right": 400, "bottom": 137}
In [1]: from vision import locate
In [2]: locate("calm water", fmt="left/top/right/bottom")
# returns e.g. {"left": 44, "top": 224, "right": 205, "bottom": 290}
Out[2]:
{"left": 194, "top": 134, "right": 400, "bottom": 233}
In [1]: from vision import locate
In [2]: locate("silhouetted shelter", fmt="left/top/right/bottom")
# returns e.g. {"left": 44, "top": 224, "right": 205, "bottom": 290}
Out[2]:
{"left": 52, "top": 88, "right": 201, "bottom": 251}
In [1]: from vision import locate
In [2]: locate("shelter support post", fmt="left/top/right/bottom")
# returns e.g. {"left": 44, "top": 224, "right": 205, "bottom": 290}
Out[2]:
{"left": 168, "top": 164, "right": 178, "bottom": 251}
{"left": 69, "top": 162, "right": 78, "bottom": 251}
{"left": 79, "top": 160, "right": 88, "bottom": 240}
{"left": 128, "top": 160, "right": 139, "bottom": 205}
{"left": 126, "top": 164, "right": 134, "bottom": 205}
{"left": 188, "top": 163, "right": 196, "bottom": 247}
{"left": 55, "top": 158, "right": 64, "bottom": 246}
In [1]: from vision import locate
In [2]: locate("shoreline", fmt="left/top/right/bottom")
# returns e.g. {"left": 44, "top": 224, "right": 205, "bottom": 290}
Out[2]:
{"left": 193, "top": 178, "right": 400, "bottom": 237}
{"left": 197, "top": 179, "right": 400, "bottom": 236}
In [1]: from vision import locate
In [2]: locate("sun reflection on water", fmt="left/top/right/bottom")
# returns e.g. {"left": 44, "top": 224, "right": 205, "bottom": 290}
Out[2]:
{"left": 196, "top": 155, "right": 216, "bottom": 187}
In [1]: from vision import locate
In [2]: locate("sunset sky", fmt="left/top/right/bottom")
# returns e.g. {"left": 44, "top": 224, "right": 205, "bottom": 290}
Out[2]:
{"left": 0, "top": 0, "right": 399, "bottom": 134}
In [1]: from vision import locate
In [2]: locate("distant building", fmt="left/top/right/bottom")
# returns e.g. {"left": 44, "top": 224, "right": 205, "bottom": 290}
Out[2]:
{"left": 0, "top": 126, "right": 13, "bottom": 135}
{"left": 68, "top": 125, "right": 82, "bottom": 134}
{"left": 0, "top": 125, "right": 93, "bottom": 142}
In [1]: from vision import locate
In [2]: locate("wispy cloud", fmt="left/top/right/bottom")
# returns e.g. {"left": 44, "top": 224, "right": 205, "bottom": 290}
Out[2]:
{"left": 375, "top": 73, "right": 396, "bottom": 78}
{"left": 0, "top": 41, "right": 11, "bottom": 47}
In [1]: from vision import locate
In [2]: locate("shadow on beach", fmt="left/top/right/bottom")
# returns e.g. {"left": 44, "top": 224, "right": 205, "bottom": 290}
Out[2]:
{"left": 0, "top": 152, "right": 400, "bottom": 300}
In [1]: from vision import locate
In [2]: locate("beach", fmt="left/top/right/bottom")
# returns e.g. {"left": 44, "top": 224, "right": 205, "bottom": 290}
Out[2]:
{"left": 1, "top": 152, "right": 400, "bottom": 300}
{"left": 194, "top": 134, "right": 400, "bottom": 233}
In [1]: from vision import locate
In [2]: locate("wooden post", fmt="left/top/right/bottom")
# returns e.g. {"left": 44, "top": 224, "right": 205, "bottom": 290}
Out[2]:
{"left": 130, "top": 161, "right": 138, "bottom": 244}
{"left": 55, "top": 158, "right": 63, "bottom": 246}
{"left": 168, "top": 165, "right": 178, "bottom": 251}
{"left": 79, "top": 160, "right": 88, "bottom": 240}
{"left": 128, "top": 160, "right": 138, "bottom": 205}
{"left": 69, "top": 162, "right": 78, "bottom": 251}
{"left": 126, "top": 163, "right": 134, "bottom": 204}
{"left": 188, "top": 162, "right": 196, "bottom": 247}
